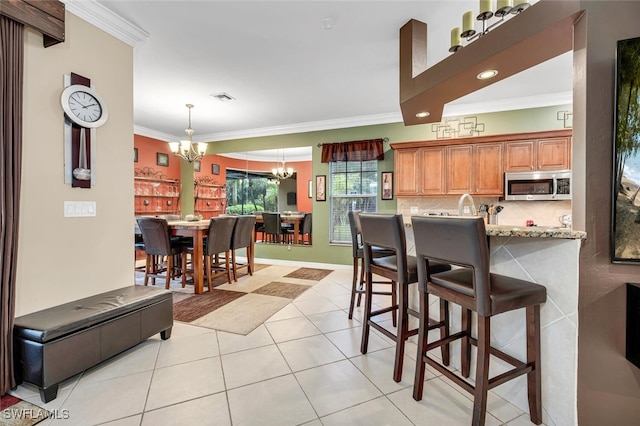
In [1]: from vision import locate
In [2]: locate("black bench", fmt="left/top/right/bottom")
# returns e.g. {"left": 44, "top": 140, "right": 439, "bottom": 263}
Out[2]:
{"left": 13, "top": 285, "right": 173, "bottom": 403}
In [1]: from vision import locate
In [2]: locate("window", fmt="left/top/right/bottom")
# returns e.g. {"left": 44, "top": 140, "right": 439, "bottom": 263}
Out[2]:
{"left": 329, "top": 160, "right": 378, "bottom": 243}
{"left": 225, "top": 169, "right": 278, "bottom": 214}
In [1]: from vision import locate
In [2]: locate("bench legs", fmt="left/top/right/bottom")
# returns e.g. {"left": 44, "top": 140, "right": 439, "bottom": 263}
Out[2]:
{"left": 40, "top": 384, "right": 59, "bottom": 403}
{"left": 161, "top": 327, "right": 172, "bottom": 340}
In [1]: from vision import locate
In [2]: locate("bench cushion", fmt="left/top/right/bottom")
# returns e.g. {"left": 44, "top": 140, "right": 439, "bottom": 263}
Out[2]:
{"left": 14, "top": 286, "right": 172, "bottom": 343}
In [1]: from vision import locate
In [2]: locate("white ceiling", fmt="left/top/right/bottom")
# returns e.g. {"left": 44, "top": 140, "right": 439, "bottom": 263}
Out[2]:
{"left": 71, "top": 0, "right": 571, "bottom": 146}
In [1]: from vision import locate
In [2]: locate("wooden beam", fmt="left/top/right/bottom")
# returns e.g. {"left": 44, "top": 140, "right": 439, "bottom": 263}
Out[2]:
{"left": 399, "top": 0, "right": 584, "bottom": 126}
{"left": 0, "top": 0, "right": 65, "bottom": 47}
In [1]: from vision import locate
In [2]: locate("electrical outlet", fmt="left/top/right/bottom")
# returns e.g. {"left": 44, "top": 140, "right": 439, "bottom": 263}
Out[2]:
{"left": 410, "top": 206, "right": 419, "bottom": 214}
{"left": 463, "top": 206, "right": 470, "bottom": 214}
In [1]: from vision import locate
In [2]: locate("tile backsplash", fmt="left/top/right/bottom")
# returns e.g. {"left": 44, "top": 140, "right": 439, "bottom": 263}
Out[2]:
{"left": 396, "top": 197, "right": 572, "bottom": 228}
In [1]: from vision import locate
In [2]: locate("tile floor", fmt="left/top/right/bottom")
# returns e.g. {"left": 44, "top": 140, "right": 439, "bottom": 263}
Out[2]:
{"left": 10, "top": 263, "right": 544, "bottom": 426}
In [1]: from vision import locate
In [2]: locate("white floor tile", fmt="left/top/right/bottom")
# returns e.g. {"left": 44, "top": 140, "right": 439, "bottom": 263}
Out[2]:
{"left": 295, "top": 360, "right": 382, "bottom": 417}
{"left": 278, "top": 334, "right": 346, "bottom": 372}
{"left": 100, "top": 415, "right": 143, "bottom": 426}
{"left": 221, "top": 345, "right": 291, "bottom": 389}
{"left": 227, "top": 375, "right": 317, "bottom": 425}
{"left": 325, "top": 326, "right": 393, "bottom": 358}
{"left": 142, "top": 392, "right": 230, "bottom": 426}
{"left": 145, "top": 357, "right": 225, "bottom": 411}
{"left": 265, "top": 302, "right": 305, "bottom": 322}
{"left": 349, "top": 347, "right": 421, "bottom": 394}
{"left": 320, "top": 396, "right": 414, "bottom": 426}
{"left": 80, "top": 340, "right": 160, "bottom": 384}
{"left": 155, "top": 330, "right": 219, "bottom": 368}
{"left": 264, "top": 316, "right": 322, "bottom": 343}
{"left": 217, "top": 324, "right": 274, "bottom": 355}
{"left": 306, "top": 310, "right": 360, "bottom": 333}
{"left": 387, "top": 378, "right": 502, "bottom": 426}
{"left": 293, "top": 297, "right": 342, "bottom": 316}
{"left": 49, "top": 371, "right": 152, "bottom": 425}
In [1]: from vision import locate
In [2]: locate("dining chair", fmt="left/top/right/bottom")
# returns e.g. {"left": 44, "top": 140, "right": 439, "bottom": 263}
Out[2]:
{"left": 203, "top": 216, "right": 237, "bottom": 290}
{"left": 347, "top": 210, "right": 395, "bottom": 323}
{"left": 411, "top": 216, "right": 546, "bottom": 426}
{"left": 262, "top": 212, "right": 283, "bottom": 243}
{"left": 359, "top": 213, "right": 451, "bottom": 382}
{"left": 298, "top": 212, "right": 312, "bottom": 244}
{"left": 253, "top": 211, "right": 265, "bottom": 242}
{"left": 136, "top": 217, "right": 189, "bottom": 289}
{"left": 230, "top": 215, "right": 257, "bottom": 281}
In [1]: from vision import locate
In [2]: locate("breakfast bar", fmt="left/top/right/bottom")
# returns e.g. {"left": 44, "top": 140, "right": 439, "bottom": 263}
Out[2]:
{"left": 405, "top": 221, "right": 585, "bottom": 426}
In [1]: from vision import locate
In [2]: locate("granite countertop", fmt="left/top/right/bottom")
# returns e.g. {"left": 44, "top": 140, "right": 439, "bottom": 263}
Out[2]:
{"left": 485, "top": 224, "right": 586, "bottom": 240}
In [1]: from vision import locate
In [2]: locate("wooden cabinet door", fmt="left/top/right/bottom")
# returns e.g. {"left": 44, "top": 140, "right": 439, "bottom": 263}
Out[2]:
{"left": 420, "top": 147, "right": 446, "bottom": 195}
{"left": 505, "top": 140, "right": 535, "bottom": 172}
{"left": 537, "top": 137, "right": 570, "bottom": 170}
{"left": 395, "top": 149, "right": 421, "bottom": 195}
{"left": 446, "top": 145, "right": 473, "bottom": 194}
{"left": 475, "top": 143, "right": 503, "bottom": 195}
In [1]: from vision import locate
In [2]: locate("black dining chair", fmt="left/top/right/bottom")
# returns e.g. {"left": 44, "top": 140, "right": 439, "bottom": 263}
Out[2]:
{"left": 136, "top": 217, "right": 189, "bottom": 289}
{"left": 411, "top": 216, "right": 547, "bottom": 426}
{"left": 359, "top": 213, "right": 452, "bottom": 382}
{"left": 262, "top": 212, "right": 284, "bottom": 243}
{"left": 203, "top": 216, "right": 236, "bottom": 290}
{"left": 230, "top": 215, "right": 257, "bottom": 281}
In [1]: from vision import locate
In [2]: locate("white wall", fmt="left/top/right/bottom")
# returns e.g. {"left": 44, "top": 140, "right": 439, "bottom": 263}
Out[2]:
{"left": 16, "top": 13, "right": 134, "bottom": 315}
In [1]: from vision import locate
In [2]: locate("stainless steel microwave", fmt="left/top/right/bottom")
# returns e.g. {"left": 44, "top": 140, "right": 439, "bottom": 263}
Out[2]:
{"left": 504, "top": 170, "right": 572, "bottom": 201}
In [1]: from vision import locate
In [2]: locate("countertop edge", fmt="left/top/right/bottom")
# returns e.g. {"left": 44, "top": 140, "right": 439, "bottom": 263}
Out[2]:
{"left": 404, "top": 222, "right": 586, "bottom": 240}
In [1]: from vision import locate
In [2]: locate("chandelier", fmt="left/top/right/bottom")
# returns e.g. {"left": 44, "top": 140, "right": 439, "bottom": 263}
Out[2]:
{"left": 449, "top": 0, "right": 530, "bottom": 53}
{"left": 272, "top": 149, "right": 294, "bottom": 180}
{"left": 169, "top": 104, "right": 207, "bottom": 163}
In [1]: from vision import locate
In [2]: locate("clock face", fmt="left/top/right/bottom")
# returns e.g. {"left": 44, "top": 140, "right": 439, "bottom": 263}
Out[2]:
{"left": 68, "top": 90, "right": 102, "bottom": 123}
{"left": 61, "top": 84, "right": 109, "bottom": 128}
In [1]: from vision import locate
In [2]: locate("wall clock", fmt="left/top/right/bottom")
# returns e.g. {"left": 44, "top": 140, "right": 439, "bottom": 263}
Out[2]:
{"left": 60, "top": 84, "right": 109, "bottom": 128}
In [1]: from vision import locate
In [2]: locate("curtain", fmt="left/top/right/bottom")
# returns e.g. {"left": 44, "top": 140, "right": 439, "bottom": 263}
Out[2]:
{"left": 320, "top": 139, "right": 385, "bottom": 163}
{"left": 0, "top": 15, "right": 24, "bottom": 396}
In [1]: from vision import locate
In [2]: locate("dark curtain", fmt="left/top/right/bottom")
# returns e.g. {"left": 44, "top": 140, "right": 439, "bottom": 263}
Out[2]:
{"left": 320, "top": 139, "right": 385, "bottom": 163}
{"left": 0, "top": 15, "right": 24, "bottom": 396}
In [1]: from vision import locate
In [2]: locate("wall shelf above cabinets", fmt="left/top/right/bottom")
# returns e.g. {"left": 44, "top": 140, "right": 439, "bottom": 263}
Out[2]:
{"left": 391, "top": 129, "right": 572, "bottom": 198}
{"left": 194, "top": 176, "right": 226, "bottom": 219}
{"left": 134, "top": 167, "right": 181, "bottom": 216}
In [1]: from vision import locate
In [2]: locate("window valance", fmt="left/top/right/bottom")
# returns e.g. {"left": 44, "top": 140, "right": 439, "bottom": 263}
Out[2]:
{"left": 320, "top": 139, "right": 385, "bottom": 163}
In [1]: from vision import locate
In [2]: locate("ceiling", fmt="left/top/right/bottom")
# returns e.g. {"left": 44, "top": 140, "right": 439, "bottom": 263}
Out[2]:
{"left": 74, "top": 0, "right": 571, "bottom": 145}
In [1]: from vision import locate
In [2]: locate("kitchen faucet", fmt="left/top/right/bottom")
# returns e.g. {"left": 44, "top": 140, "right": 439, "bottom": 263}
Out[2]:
{"left": 458, "top": 193, "right": 477, "bottom": 216}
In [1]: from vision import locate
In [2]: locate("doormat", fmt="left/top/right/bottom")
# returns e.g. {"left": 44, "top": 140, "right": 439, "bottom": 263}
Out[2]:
{"left": 1, "top": 394, "right": 49, "bottom": 425}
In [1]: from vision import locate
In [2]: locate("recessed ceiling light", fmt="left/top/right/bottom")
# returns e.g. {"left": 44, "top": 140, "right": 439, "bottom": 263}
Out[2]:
{"left": 416, "top": 111, "right": 430, "bottom": 118}
{"left": 211, "top": 92, "right": 235, "bottom": 102}
{"left": 477, "top": 70, "right": 499, "bottom": 80}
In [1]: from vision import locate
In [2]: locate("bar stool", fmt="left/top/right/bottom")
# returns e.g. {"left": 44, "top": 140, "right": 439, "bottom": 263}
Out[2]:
{"left": 411, "top": 216, "right": 546, "bottom": 426}
{"left": 136, "top": 217, "right": 188, "bottom": 289}
{"left": 203, "top": 216, "right": 236, "bottom": 290}
{"left": 230, "top": 215, "right": 257, "bottom": 281}
{"left": 347, "top": 210, "right": 396, "bottom": 324}
{"left": 359, "top": 213, "right": 451, "bottom": 382}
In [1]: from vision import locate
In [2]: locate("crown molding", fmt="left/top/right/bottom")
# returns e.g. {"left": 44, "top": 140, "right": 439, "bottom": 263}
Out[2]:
{"left": 133, "top": 126, "right": 175, "bottom": 142}
{"left": 444, "top": 91, "right": 573, "bottom": 117}
{"left": 62, "top": 0, "right": 149, "bottom": 47}
{"left": 193, "top": 112, "right": 403, "bottom": 142}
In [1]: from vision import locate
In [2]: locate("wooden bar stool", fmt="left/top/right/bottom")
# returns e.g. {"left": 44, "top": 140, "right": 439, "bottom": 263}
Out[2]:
{"left": 347, "top": 210, "right": 396, "bottom": 324}
{"left": 230, "top": 215, "right": 257, "bottom": 281}
{"left": 359, "top": 213, "right": 451, "bottom": 382}
{"left": 411, "top": 216, "right": 546, "bottom": 426}
{"left": 136, "top": 217, "right": 188, "bottom": 289}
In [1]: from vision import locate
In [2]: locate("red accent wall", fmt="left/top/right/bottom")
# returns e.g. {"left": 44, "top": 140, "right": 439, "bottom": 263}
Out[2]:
{"left": 134, "top": 134, "right": 180, "bottom": 180}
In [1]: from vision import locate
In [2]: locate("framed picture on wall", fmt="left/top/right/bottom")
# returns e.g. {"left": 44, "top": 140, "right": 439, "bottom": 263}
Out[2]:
{"left": 212, "top": 164, "right": 220, "bottom": 175}
{"left": 194, "top": 160, "right": 201, "bottom": 172}
{"left": 316, "top": 175, "right": 326, "bottom": 201}
{"left": 381, "top": 171, "right": 393, "bottom": 200}
{"left": 134, "top": 147, "right": 138, "bottom": 162}
{"left": 157, "top": 152, "right": 169, "bottom": 167}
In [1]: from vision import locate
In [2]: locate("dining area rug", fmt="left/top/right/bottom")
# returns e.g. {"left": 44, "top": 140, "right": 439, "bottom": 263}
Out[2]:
{"left": 1, "top": 394, "right": 49, "bottom": 425}
{"left": 136, "top": 265, "right": 333, "bottom": 335}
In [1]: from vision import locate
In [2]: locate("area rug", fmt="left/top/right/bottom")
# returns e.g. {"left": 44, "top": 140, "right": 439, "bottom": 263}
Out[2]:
{"left": 170, "top": 266, "right": 334, "bottom": 335}
{"left": 1, "top": 394, "right": 49, "bottom": 425}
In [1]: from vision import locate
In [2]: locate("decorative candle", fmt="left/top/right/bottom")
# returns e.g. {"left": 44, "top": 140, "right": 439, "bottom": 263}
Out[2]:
{"left": 497, "top": 0, "right": 511, "bottom": 9}
{"left": 480, "top": 0, "right": 492, "bottom": 14}
{"left": 450, "top": 27, "right": 462, "bottom": 52}
{"left": 462, "top": 11, "right": 474, "bottom": 35}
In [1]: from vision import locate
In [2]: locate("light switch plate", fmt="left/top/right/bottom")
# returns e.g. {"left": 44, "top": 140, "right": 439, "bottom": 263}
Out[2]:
{"left": 410, "top": 206, "right": 419, "bottom": 214}
{"left": 64, "top": 201, "right": 96, "bottom": 217}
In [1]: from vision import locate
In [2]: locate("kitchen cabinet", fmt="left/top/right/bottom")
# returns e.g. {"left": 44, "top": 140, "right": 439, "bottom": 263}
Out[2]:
{"left": 394, "top": 147, "right": 445, "bottom": 196}
{"left": 194, "top": 177, "right": 226, "bottom": 219}
{"left": 134, "top": 170, "right": 181, "bottom": 216}
{"left": 446, "top": 145, "right": 473, "bottom": 194}
{"left": 505, "top": 136, "right": 571, "bottom": 172}
{"left": 390, "top": 129, "right": 571, "bottom": 198}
